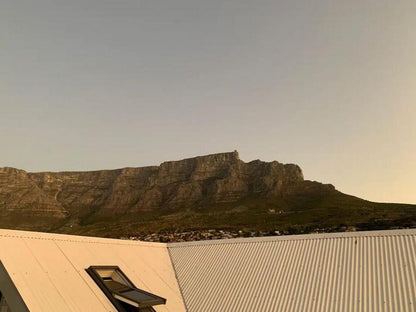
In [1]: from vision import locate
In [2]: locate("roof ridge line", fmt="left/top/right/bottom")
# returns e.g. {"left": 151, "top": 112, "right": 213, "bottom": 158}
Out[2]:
{"left": 167, "top": 228, "right": 416, "bottom": 248}
{"left": 0, "top": 231, "right": 167, "bottom": 248}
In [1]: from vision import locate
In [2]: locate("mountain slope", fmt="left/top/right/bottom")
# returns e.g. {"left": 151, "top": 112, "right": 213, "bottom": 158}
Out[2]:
{"left": 1, "top": 151, "right": 415, "bottom": 237}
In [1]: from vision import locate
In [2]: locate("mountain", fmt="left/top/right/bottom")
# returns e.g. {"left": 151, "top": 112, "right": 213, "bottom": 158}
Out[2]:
{"left": 1, "top": 151, "right": 415, "bottom": 237}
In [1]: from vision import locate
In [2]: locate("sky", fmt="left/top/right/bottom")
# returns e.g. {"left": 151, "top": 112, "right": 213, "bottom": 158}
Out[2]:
{"left": 1, "top": 0, "right": 416, "bottom": 204}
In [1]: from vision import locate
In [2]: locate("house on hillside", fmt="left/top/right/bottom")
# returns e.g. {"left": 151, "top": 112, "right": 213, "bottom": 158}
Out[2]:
{"left": 0, "top": 228, "right": 415, "bottom": 311}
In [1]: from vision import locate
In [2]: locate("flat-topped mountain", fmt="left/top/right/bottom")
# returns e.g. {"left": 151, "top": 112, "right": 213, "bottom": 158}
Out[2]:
{"left": 1, "top": 151, "right": 415, "bottom": 237}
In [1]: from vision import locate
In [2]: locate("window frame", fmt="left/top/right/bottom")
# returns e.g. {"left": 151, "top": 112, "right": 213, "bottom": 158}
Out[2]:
{"left": 86, "top": 265, "right": 166, "bottom": 312}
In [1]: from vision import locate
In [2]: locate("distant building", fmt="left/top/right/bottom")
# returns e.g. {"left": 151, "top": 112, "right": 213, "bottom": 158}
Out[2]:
{"left": 1, "top": 228, "right": 415, "bottom": 311}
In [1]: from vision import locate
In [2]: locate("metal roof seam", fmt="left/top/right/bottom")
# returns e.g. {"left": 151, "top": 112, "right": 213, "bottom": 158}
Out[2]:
{"left": 167, "top": 247, "right": 189, "bottom": 312}
{"left": 21, "top": 238, "right": 76, "bottom": 311}
{"left": 53, "top": 239, "right": 114, "bottom": 311}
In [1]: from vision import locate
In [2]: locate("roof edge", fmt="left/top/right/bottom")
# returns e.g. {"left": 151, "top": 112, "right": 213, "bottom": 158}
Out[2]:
{"left": 0, "top": 229, "right": 167, "bottom": 248}
{"left": 167, "top": 228, "right": 416, "bottom": 248}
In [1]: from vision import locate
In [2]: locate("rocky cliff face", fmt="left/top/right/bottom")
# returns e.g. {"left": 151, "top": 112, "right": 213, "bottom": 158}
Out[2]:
{"left": 3, "top": 151, "right": 415, "bottom": 237}
{"left": 0, "top": 151, "right": 304, "bottom": 219}
{"left": 0, "top": 167, "right": 67, "bottom": 217}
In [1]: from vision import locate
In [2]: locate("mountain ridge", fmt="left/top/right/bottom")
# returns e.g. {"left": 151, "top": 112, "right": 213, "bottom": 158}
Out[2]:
{"left": 1, "top": 151, "right": 415, "bottom": 237}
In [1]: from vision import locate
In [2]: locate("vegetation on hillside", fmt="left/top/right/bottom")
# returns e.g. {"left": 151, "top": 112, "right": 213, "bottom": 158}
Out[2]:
{"left": 2, "top": 186, "right": 413, "bottom": 239}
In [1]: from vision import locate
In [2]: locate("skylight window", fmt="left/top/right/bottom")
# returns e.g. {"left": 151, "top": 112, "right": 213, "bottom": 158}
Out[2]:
{"left": 86, "top": 266, "right": 166, "bottom": 312}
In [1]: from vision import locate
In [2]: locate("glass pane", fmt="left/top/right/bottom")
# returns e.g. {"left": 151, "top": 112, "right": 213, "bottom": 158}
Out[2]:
{"left": 118, "top": 290, "right": 158, "bottom": 304}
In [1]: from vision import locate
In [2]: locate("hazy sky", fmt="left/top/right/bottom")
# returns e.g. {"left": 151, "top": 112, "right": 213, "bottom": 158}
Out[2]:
{"left": 1, "top": 0, "right": 416, "bottom": 204}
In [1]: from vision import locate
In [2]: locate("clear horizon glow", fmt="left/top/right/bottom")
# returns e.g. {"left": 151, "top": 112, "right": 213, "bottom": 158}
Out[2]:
{"left": 1, "top": 0, "right": 416, "bottom": 204}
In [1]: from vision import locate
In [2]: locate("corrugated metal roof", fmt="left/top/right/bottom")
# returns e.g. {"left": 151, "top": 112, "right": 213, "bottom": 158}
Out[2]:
{"left": 168, "top": 229, "right": 416, "bottom": 312}
{"left": 2, "top": 228, "right": 416, "bottom": 312}
{"left": 0, "top": 229, "right": 186, "bottom": 312}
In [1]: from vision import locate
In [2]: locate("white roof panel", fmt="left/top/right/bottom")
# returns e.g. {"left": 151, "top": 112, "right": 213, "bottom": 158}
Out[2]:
{"left": 0, "top": 229, "right": 186, "bottom": 312}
